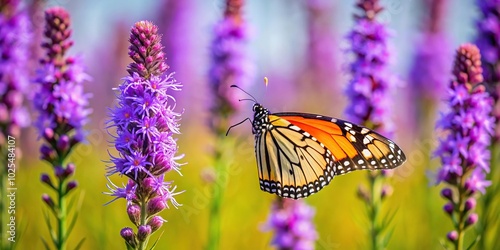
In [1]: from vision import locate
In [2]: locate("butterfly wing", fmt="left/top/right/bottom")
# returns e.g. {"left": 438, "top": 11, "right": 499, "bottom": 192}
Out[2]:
{"left": 255, "top": 112, "right": 406, "bottom": 199}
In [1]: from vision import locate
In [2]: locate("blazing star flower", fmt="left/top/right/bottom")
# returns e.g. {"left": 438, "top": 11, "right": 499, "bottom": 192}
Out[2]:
{"left": 434, "top": 44, "right": 494, "bottom": 249}
{"left": 409, "top": 0, "right": 452, "bottom": 121}
{"left": 0, "top": 0, "right": 31, "bottom": 150}
{"left": 344, "top": 0, "right": 396, "bottom": 137}
{"left": 476, "top": 0, "right": 500, "bottom": 106}
{"left": 106, "top": 20, "right": 183, "bottom": 249}
{"left": 344, "top": 1, "right": 398, "bottom": 249}
{"left": 209, "top": 0, "right": 253, "bottom": 130}
{"left": 263, "top": 199, "right": 318, "bottom": 250}
{"left": 33, "top": 7, "right": 91, "bottom": 250}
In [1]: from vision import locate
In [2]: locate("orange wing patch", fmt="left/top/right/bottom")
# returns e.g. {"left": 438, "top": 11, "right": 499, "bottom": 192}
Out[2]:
{"left": 280, "top": 116, "right": 358, "bottom": 160}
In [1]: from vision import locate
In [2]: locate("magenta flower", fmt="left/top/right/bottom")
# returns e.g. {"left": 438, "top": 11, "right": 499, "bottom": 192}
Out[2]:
{"left": 209, "top": 0, "right": 253, "bottom": 126}
{"left": 0, "top": 0, "right": 31, "bottom": 148}
{"left": 263, "top": 199, "right": 318, "bottom": 250}
{"left": 33, "top": 7, "right": 90, "bottom": 250}
{"left": 344, "top": 0, "right": 396, "bottom": 137}
{"left": 106, "top": 20, "right": 183, "bottom": 249}
{"left": 409, "top": 0, "right": 452, "bottom": 123}
{"left": 434, "top": 44, "right": 493, "bottom": 249}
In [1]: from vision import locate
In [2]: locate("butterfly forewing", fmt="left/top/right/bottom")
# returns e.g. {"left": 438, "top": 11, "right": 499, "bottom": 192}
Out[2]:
{"left": 253, "top": 106, "right": 406, "bottom": 199}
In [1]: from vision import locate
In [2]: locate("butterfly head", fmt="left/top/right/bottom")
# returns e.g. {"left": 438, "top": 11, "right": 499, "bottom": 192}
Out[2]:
{"left": 252, "top": 103, "right": 270, "bottom": 135}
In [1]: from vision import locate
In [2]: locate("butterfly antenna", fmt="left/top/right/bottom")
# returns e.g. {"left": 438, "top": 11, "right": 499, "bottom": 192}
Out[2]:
{"left": 230, "top": 85, "right": 257, "bottom": 103}
{"left": 226, "top": 117, "right": 251, "bottom": 136}
{"left": 263, "top": 77, "right": 269, "bottom": 102}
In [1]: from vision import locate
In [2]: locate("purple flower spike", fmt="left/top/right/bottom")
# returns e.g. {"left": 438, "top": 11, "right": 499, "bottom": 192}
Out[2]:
{"left": 344, "top": 1, "right": 398, "bottom": 249}
{"left": 34, "top": 7, "right": 90, "bottom": 250}
{"left": 209, "top": 0, "right": 253, "bottom": 128}
{"left": 0, "top": 0, "right": 31, "bottom": 154}
{"left": 106, "top": 20, "right": 183, "bottom": 249}
{"left": 263, "top": 199, "right": 318, "bottom": 250}
{"left": 476, "top": 0, "right": 500, "bottom": 140}
{"left": 434, "top": 44, "right": 493, "bottom": 249}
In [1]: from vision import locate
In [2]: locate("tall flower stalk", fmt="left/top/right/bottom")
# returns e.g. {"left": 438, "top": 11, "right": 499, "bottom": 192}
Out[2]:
{"left": 263, "top": 198, "right": 318, "bottom": 250}
{"left": 34, "top": 7, "right": 91, "bottom": 250}
{"left": 434, "top": 44, "right": 494, "bottom": 250}
{"left": 106, "top": 20, "right": 183, "bottom": 250}
{"left": 0, "top": 0, "right": 30, "bottom": 248}
{"left": 409, "top": 0, "right": 451, "bottom": 138}
{"left": 302, "top": 0, "right": 338, "bottom": 95}
{"left": 207, "top": 0, "right": 252, "bottom": 249}
{"left": 475, "top": 1, "right": 500, "bottom": 248}
{"left": 344, "top": 0, "right": 397, "bottom": 249}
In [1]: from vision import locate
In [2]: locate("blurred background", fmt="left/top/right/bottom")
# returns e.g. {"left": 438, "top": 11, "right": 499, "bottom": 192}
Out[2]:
{"left": 15, "top": 0, "right": 493, "bottom": 249}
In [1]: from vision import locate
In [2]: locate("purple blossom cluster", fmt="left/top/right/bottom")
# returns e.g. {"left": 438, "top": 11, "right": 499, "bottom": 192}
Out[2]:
{"left": 263, "top": 199, "right": 318, "bottom": 250}
{"left": 106, "top": 20, "right": 183, "bottom": 249}
{"left": 209, "top": 0, "right": 253, "bottom": 126}
{"left": 435, "top": 43, "right": 494, "bottom": 246}
{"left": 344, "top": 0, "right": 396, "bottom": 137}
{"left": 409, "top": 0, "right": 451, "bottom": 105}
{"left": 344, "top": 1, "right": 398, "bottom": 248}
{"left": 34, "top": 7, "right": 91, "bottom": 147}
{"left": 34, "top": 7, "right": 91, "bottom": 249}
{"left": 0, "top": 0, "right": 31, "bottom": 146}
{"left": 476, "top": 0, "right": 500, "bottom": 142}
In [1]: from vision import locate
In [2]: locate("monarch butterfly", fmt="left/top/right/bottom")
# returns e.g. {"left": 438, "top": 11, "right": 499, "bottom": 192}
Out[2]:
{"left": 230, "top": 85, "right": 407, "bottom": 199}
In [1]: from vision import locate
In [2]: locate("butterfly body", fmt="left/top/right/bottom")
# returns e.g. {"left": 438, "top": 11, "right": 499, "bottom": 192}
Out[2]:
{"left": 251, "top": 103, "right": 406, "bottom": 199}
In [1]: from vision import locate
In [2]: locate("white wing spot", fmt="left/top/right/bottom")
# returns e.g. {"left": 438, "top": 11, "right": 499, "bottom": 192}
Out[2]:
{"left": 362, "top": 149, "right": 372, "bottom": 158}
{"left": 350, "top": 130, "right": 356, "bottom": 135}
{"left": 316, "top": 115, "right": 322, "bottom": 118}
{"left": 349, "top": 135, "right": 356, "bottom": 142}
{"left": 361, "top": 128, "right": 370, "bottom": 134}
{"left": 388, "top": 154, "right": 394, "bottom": 159}
{"left": 303, "top": 132, "right": 311, "bottom": 137}
{"left": 345, "top": 126, "right": 351, "bottom": 131}
{"left": 363, "top": 137, "right": 370, "bottom": 144}
{"left": 358, "top": 159, "right": 364, "bottom": 165}
{"left": 331, "top": 118, "right": 337, "bottom": 122}
{"left": 344, "top": 161, "right": 350, "bottom": 166}
{"left": 370, "top": 160, "right": 376, "bottom": 165}
{"left": 345, "top": 122, "right": 352, "bottom": 127}
{"left": 290, "top": 125, "right": 301, "bottom": 131}
{"left": 381, "top": 159, "right": 387, "bottom": 164}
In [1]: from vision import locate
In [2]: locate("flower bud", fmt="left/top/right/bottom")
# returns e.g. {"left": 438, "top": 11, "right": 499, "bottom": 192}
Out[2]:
{"left": 447, "top": 231, "right": 458, "bottom": 242}
{"left": 54, "top": 165, "right": 65, "bottom": 179}
{"left": 120, "top": 227, "right": 137, "bottom": 248}
{"left": 147, "top": 216, "right": 165, "bottom": 232}
{"left": 440, "top": 188, "right": 453, "bottom": 200}
{"left": 137, "top": 225, "right": 152, "bottom": 242}
{"left": 40, "top": 144, "right": 56, "bottom": 162}
{"left": 43, "top": 128, "right": 55, "bottom": 141}
{"left": 465, "top": 213, "right": 478, "bottom": 227}
{"left": 464, "top": 198, "right": 476, "bottom": 212}
{"left": 64, "top": 163, "right": 75, "bottom": 177}
{"left": 40, "top": 173, "right": 55, "bottom": 189}
{"left": 65, "top": 181, "right": 77, "bottom": 194}
{"left": 147, "top": 196, "right": 167, "bottom": 215}
{"left": 443, "top": 203, "right": 454, "bottom": 215}
{"left": 57, "top": 135, "right": 70, "bottom": 152}
{"left": 42, "top": 194, "right": 55, "bottom": 209}
{"left": 127, "top": 204, "right": 141, "bottom": 226}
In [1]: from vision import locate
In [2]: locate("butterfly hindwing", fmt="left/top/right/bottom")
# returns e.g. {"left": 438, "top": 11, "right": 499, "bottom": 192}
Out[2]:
{"left": 255, "top": 115, "right": 337, "bottom": 199}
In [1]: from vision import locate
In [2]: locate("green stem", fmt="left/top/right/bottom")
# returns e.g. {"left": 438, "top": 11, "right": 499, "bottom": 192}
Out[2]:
{"left": 57, "top": 178, "right": 66, "bottom": 250}
{"left": 368, "top": 173, "right": 380, "bottom": 250}
{"left": 206, "top": 133, "right": 229, "bottom": 250}
{"left": 454, "top": 174, "right": 467, "bottom": 250}
{"left": 138, "top": 198, "right": 148, "bottom": 250}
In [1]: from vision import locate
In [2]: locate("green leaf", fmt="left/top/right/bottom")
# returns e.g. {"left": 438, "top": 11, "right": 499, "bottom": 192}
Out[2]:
{"left": 149, "top": 231, "right": 165, "bottom": 250}
{"left": 465, "top": 235, "right": 480, "bottom": 250}
{"left": 41, "top": 237, "right": 51, "bottom": 250}
{"left": 43, "top": 209, "right": 58, "bottom": 246}
{"left": 74, "top": 238, "right": 86, "bottom": 250}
